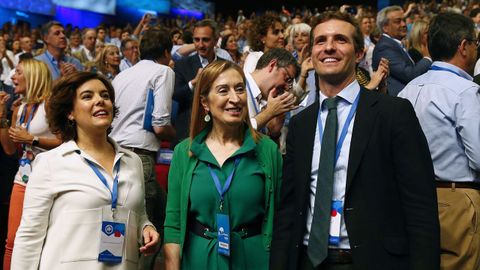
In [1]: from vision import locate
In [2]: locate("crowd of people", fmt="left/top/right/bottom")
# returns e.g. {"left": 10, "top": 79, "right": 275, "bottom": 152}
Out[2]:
{"left": 0, "top": 1, "right": 479, "bottom": 269}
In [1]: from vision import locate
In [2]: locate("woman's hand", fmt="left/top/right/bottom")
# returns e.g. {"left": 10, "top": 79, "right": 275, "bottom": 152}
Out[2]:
{"left": 365, "top": 57, "right": 389, "bottom": 91}
{"left": 9, "top": 126, "right": 33, "bottom": 144}
{"left": 139, "top": 225, "right": 159, "bottom": 255}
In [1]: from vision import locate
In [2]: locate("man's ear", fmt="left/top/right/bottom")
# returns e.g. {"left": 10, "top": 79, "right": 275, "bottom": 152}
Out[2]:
{"left": 268, "top": 59, "right": 278, "bottom": 73}
{"left": 355, "top": 49, "right": 365, "bottom": 64}
{"left": 458, "top": 39, "right": 469, "bottom": 58}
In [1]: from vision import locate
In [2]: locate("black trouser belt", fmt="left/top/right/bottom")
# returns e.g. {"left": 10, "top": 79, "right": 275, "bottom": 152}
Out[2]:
{"left": 122, "top": 146, "right": 156, "bottom": 158}
{"left": 302, "top": 245, "right": 353, "bottom": 265}
{"left": 189, "top": 219, "right": 262, "bottom": 239}
{"left": 326, "top": 248, "right": 353, "bottom": 264}
{"left": 436, "top": 181, "right": 480, "bottom": 190}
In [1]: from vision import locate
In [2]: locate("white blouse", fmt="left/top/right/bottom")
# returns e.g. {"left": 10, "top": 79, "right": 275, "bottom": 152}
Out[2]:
{"left": 12, "top": 139, "right": 152, "bottom": 270}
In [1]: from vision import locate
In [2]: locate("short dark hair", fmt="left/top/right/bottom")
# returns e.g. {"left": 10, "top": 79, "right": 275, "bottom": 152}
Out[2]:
{"left": 193, "top": 19, "right": 219, "bottom": 39}
{"left": 310, "top": 12, "right": 364, "bottom": 54}
{"left": 255, "top": 48, "right": 300, "bottom": 77}
{"left": 428, "top": 12, "right": 475, "bottom": 61}
{"left": 183, "top": 30, "right": 193, "bottom": 44}
{"left": 48, "top": 72, "right": 118, "bottom": 141}
{"left": 41, "top": 21, "right": 63, "bottom": 38}
{"left": 139, "top": 28, "right": 172, "bottom": 61}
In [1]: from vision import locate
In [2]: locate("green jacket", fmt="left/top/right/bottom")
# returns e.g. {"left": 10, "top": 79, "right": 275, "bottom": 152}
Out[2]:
{"left": 164, "top": 133, "right": 282, "bottom": 255}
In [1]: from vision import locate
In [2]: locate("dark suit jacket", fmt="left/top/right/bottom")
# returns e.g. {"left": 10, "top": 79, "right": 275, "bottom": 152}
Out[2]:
{"left": 372, "top": 35, "right": 431, "bottom": 96}
{"left": 173, "top": 55, "right": 224, "bottom": 143}
{"left": 270, "top": 88, "right": 440, "bottom": 270}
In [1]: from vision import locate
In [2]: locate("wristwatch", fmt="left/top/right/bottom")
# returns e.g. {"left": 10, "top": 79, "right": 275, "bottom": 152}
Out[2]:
{"left": 0, "top": 118, "right": 10, "bottom": 128}
{"left": 32, "top": 136, "right": 40, "bottom": 146}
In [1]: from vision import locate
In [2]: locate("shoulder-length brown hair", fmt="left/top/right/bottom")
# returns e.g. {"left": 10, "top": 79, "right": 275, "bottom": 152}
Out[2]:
{"left": 189, "top": 60, "right": 260, "bottom": 142}
{"left": 47, "top": 72, "right": 118, "bottom": 141}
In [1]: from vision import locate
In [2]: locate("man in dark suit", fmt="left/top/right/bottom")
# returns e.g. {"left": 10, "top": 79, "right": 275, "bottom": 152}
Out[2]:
{"left": 270, "top": 12, "right": 440, "bottom": 270}
{"left": 372, "top": 6, "right": 431, "bottom": 96}
{"left": 173, "top": 19, "right": 224, "bottom": 143}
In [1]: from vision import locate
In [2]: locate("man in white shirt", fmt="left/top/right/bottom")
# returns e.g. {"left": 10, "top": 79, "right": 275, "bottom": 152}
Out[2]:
{"left": 14, "top": 36, "right": 33, "bottom": 65}
{"left": 119, "top": 38, "right": 139, "bottom": 71}
{"left": 110, "top": 28, "right": 175, "bottom": 268}
{"left": 73, "top": 28, "right": 96, "bottom": 67}
{"left": 245, "top": 48, "right": 298, "bottom": 138}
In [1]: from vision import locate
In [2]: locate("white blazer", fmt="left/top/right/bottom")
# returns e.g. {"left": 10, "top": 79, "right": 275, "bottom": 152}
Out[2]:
{"left": 12, "top": 139, "right": 152, "bottom": 270}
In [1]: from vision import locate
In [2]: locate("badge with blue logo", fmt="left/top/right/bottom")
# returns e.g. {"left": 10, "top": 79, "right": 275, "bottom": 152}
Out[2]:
{"left": 98, "top": 221, "right": 125, "bottom": 263}
{"left": 329, "top": 200, "right": 343, "bottom": 246}
{"left": 217, "top": 213, "right": 230, "bottom": 256}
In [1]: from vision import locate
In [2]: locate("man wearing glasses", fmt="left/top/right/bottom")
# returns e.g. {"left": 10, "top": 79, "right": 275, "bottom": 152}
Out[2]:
{"left": 119, "top": 38, "right": 139, "bottom": 71}
{"left": 399, "top": 13, "right": 480, "bottom": 270}
{"left": 372, "top": 5, "right": 431, "bottom": 96}
{"left": 245, "top": 48, "right": 299, "bottom": 139}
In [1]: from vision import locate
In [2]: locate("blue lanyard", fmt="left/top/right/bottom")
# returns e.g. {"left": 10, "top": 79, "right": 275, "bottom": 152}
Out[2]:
{"left": 86, "top": 159, "right": 121, "bottom": 211}
{"left": 317, "top": 92, "right": 360, "bottom": 165}
{"left": 19, "top": 103, "right": 38, "bottom": 131}
{"left": 430, "top": 65, "right": 470, "bottom": 80}
{"left": 207, "top": 158, "right": 240, "bottom": 211}
{"left": 246, "top": 79, "right": 260, "bottom": 115}
{"left": 245, "top": 80, "right": 267, "bottom": 134}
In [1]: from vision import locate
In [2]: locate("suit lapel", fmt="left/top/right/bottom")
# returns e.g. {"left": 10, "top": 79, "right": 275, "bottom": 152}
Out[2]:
{"left": 345, "top": 88, "right": 379, "bottom": 195}
{"left": 296, "top": 102, "right": 319, "bottom": 190}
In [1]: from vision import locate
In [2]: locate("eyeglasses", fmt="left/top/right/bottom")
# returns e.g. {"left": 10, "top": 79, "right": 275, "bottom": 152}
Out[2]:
{"left": 466, "top": 38, "right": 480, "bottom": 48}
{"left": 281, "top": 67, "right": 294, "bottom": 85}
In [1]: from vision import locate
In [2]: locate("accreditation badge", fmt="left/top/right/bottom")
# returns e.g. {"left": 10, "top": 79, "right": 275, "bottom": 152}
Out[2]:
{"left": 329, "top": 200, "right": 343, "bottom": 246}
{"left": 217, "top": 213, "right": 230, "bottom": 256}
{"left": 98, "top": 206, "right": 128, "bottom": 263}
{"left": 19, "top": 147, "right": 34, "bottom": 184}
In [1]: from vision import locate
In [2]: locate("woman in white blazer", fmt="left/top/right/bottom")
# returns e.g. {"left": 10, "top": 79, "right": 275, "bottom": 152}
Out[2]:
{"left": 11, "top": 72, "right": 159, "bottom": 270}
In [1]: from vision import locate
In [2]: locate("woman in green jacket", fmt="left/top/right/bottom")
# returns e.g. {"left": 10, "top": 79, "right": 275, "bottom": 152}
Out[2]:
{"left": 164, "top": 60, "right": 282, "bottom": 270}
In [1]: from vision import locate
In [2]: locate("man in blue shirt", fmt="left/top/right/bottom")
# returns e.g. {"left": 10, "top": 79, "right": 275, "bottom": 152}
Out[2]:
{"left": 399, "top": 13, "right": 480, "bottom": 270}
{"left": 35, "top": 21, "right": 83, "bottom": 80}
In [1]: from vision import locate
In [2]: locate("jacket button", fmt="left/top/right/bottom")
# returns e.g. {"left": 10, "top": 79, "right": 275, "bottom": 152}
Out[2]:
{"left": 295, "top": 244, "right": 299, "bottom": 248}
{"left": 299, "top": 211, "right": 303, "bottom": 216}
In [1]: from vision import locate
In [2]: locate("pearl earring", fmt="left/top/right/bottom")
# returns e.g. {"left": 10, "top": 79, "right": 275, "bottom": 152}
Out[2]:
{"left": 204, "top": 113, "right": 211, "bottom": 122}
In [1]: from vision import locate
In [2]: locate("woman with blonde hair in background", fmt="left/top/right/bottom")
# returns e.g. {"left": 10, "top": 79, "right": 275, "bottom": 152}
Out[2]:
{"left": 96, "top": 44, "right": 121, "bottom": 80}
{"left": 408, "top": 19, "right": 429, "bottom": 63}
{"left": 0, "top": 59, "right": 61, "bottom": 269}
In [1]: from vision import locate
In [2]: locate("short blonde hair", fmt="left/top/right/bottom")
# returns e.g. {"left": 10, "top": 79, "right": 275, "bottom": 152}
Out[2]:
{"left": 408, "top": 19, "right": 429, "bottom": 51}
{"left": 22, "top": 59, "right": 52, "bottom": 104}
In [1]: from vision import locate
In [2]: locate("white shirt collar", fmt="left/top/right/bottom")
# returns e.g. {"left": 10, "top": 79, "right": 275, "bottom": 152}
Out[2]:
{"left": 197, "top": 54, "right": 217, "bottom": 68}
{"left": 319, "top": 80, "right": 360, "bottom": 110}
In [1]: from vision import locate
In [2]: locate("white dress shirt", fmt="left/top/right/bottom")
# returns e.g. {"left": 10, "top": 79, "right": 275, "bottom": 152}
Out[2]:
{"left": 12, "top": 139, "right": 152, "bottom": 270}
{"left": 243, "top": 51, "right": 264, "bottom": 74}
{"left": 399, "top": 61, "right": 480, "bottom": 181}
{"left": 304, "top": 80, "right": 360, "bottom": 249}
{"left": 111, "top": 60, "right": 174, "bottom": 151}
{"left": 245, "top": 72, "right": 267, "bottom": 130}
